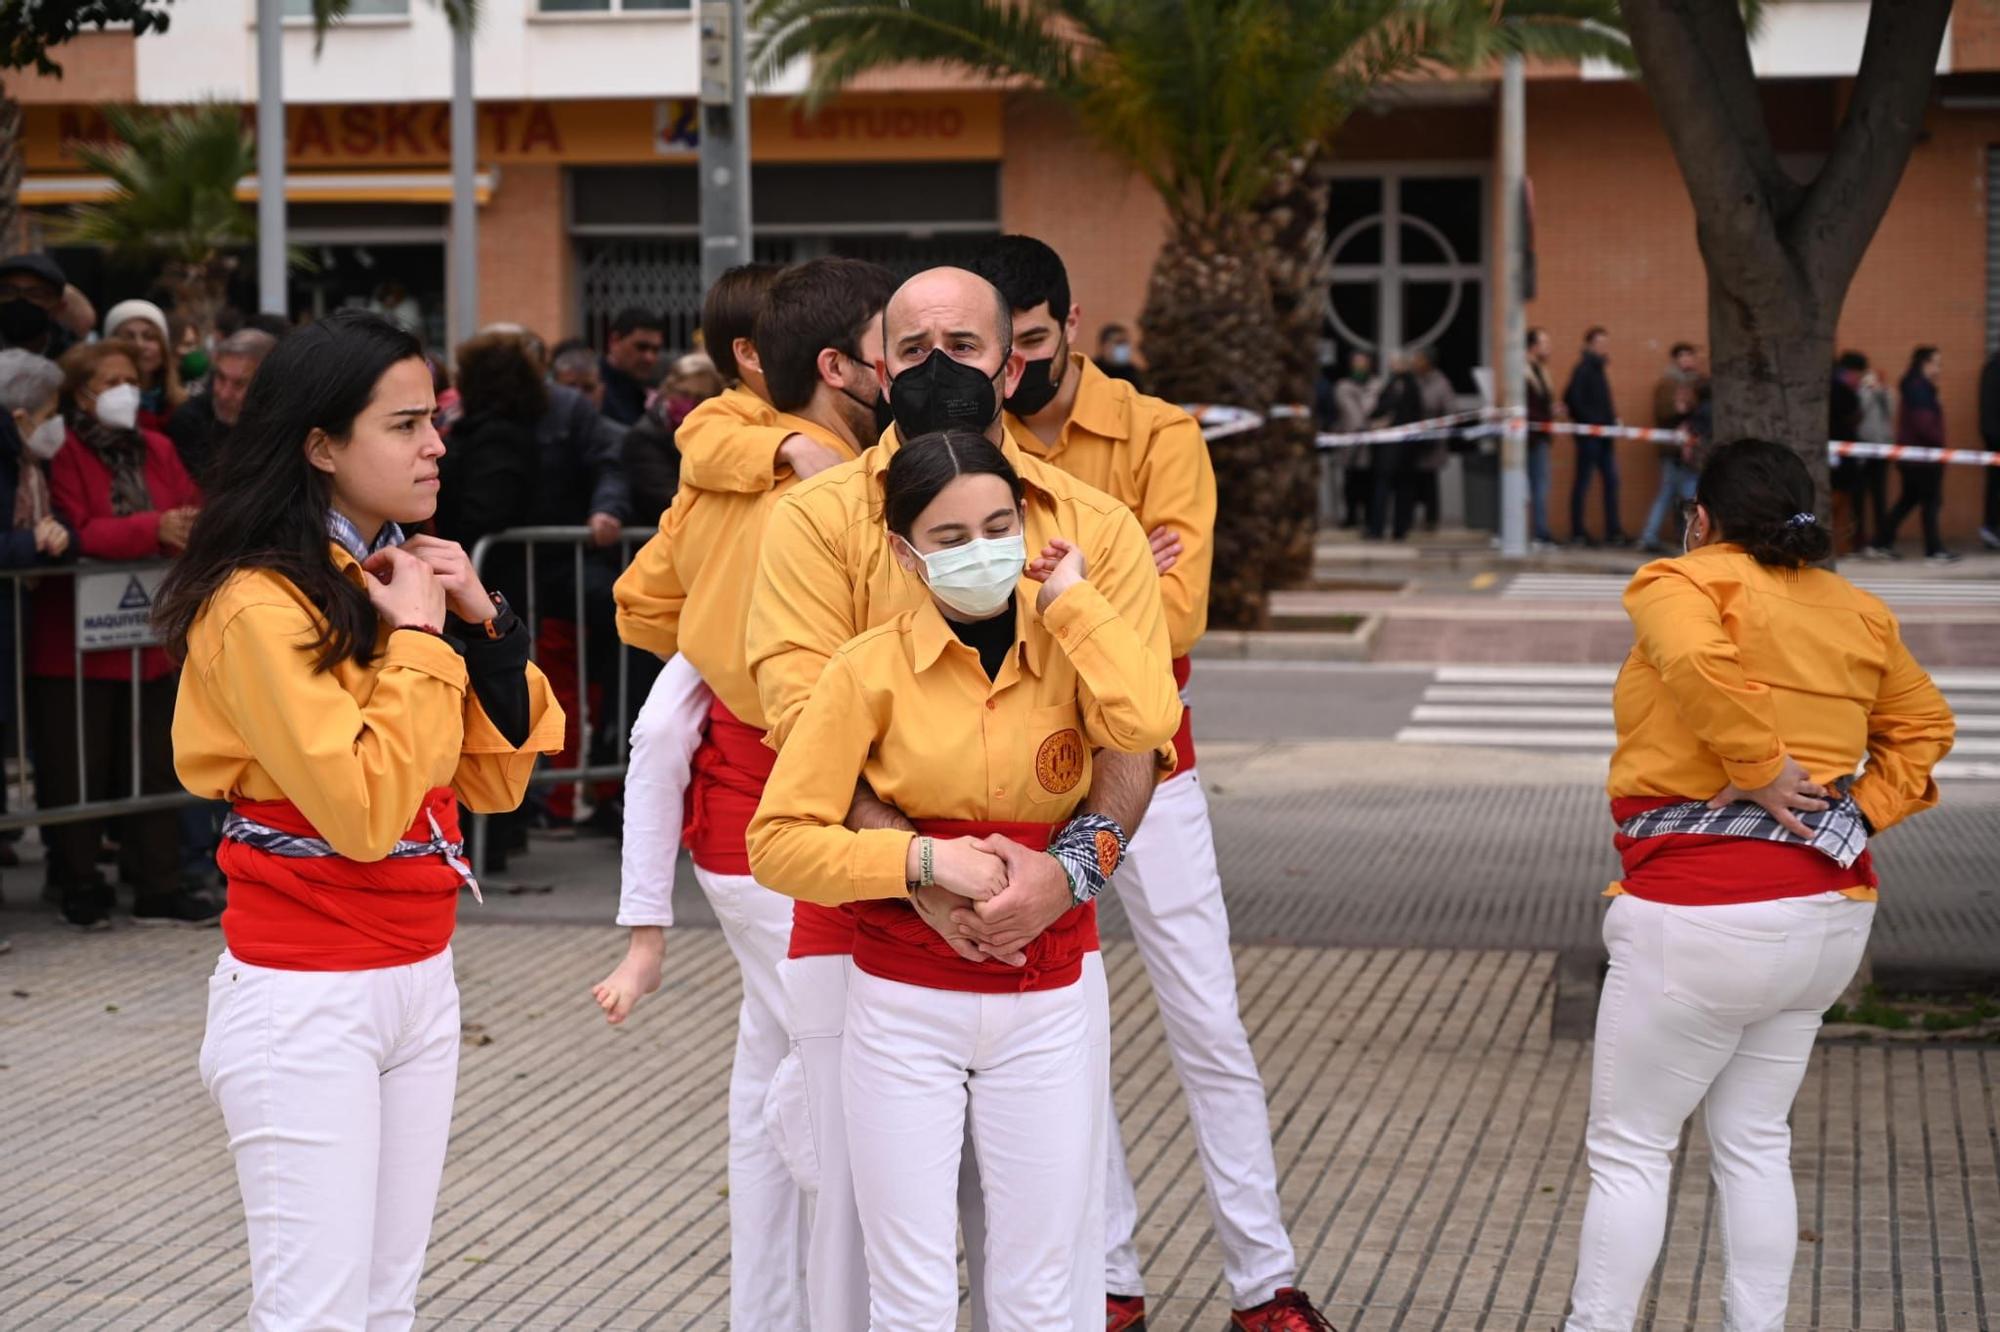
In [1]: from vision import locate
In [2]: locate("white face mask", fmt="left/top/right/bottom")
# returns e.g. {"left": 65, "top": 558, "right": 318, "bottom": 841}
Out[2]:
{"left": 24, "top": 416, "right": 65, "bottom": 461}
{"left": 92, "top": 383, "right": 142, "bottom": 431}
{"left": 905, "top": 533, "right": 1026, "bottom": 618}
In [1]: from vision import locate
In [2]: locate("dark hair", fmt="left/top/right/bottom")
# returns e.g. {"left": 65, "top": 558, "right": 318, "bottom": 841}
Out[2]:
{"left": 1670, "top": 341, "right": 1696, "bottom": 358}
{"left": 609, "top": 307, "right": 663, "bottom": 340}
{"left": 1098, "top": 323, "right": 1130, "bottom": 343}
{"left": 1906, "top": 344, "right": 1939, "bottom": 378}
{"left": 1695, "top": 438, "right": 1832, "bottom": 569}
{"left": 883, "top": 430, "right": 1024, "bottom": 537}
{"left": 1526, "top": 326, "right": 1547, "bottom": 349}
{"left": 245, "top": 312, "right": 294, "bottom": 340}
{"left": 755, "top": 257, "right": 896, "bottom": 413}
{"left": 1837, "top": 350, "right": 1869, "bottom": 373}
{"left": 549, "top": 335, "right": 591, "bottom": 363}
{"left": 702, "top": 263, "right": 786, "bottom": 383}
{"left": 454, "top": 331, "right": 548, "bottom": 425}
{"left": 969, "top": 235, "right": 1072, "bottom": 323}
{"left": 1584, "top": 325, "right": 1608, "bottom": 343}
{"left": 154, "top": 310, "right": 426, "bottom": 670}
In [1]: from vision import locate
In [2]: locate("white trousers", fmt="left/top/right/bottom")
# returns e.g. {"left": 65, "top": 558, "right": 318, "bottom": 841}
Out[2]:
{"left": 1103, "top": 769, "right": 1294, "bottom": 1308}
{"left": 198, "top": 947, "right": 461, "bottom": 1332}
{"left": 962, "top": 950, "right": 1109, "bottom": 1332}
{"left": 770, "top": 953, "right": 873, "bottom": 1332}
{"left": 845, "top": 966, "right": 1100, "bottom": 1332}
{"left": 695, "top": 865, "right": 808, "bottom": 1329}
{"left": 617, "top": 653, "right": 710, "bottom": 928}
{"left": 1565, "top": 891, "right": 1875, "bottom": 1332}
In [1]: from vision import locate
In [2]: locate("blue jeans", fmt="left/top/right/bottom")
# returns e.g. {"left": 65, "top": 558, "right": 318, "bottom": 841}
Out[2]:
{"left": 1570, "top": 438, "right": 1624, "bottom": 541}
{"left": 1639, "top": 455, "right": 1699, "bottom": 546}
{"left": 1528, "top": 440, "right": 1554, "bottom": 542}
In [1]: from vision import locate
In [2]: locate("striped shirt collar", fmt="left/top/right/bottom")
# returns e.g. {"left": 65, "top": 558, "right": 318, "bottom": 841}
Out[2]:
{"left": 325, "top": 510, "right": 405, "bottom": 563}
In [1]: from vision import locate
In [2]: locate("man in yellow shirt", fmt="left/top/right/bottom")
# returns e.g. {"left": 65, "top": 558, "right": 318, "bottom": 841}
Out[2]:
{"left": 605, "top": 256, "right": 898, "bottom": 1332}
{"left": 749, "top": 266, "right": 1174, "bottom": 1332}
{"left": 972, "top": 236, "right": 1323, "bottom": 1332}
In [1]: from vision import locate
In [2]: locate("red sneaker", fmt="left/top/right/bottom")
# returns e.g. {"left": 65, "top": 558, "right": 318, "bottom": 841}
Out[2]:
{"left": 1107, "top": 1292, "right": 1148, "bottom": 1331}
{"left": 1228, "top": 1287, "right": 1337, "bottom": 1331}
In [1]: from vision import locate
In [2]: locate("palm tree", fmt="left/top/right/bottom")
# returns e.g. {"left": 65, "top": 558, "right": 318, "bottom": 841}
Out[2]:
{"left": 59, "top": 102, "right": 255, "bottom": 337}
{"left": 753, "top": 0, "right": 1628, "bottom": 623}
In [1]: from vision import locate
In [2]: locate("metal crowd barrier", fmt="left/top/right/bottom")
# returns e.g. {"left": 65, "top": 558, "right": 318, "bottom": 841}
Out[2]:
{"left": 0, "top": 558, "right": 189, "bottom": 832}
{"left": 0, "top": 527, "right": 658, "bottom": 887}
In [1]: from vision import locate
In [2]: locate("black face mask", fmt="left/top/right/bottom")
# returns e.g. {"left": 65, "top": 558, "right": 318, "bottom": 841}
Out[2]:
{"left": 1004, "top": 332, "right": 1068, "bottom": 416}
{"left": 839, "top": 381, "right": 896, "bottom": 439}
{"left": 0, "top": 299, "right": 50, "bottom": 347}
{"left": 886, "top": 347, "right": 1002, "bottom": 439}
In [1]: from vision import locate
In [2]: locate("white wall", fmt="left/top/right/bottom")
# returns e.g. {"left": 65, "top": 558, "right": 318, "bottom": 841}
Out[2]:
{"left": 1581, "top": 3, "right": 1953, "bottom": 81}
{"left": 135, "top": 0, "right": 699, "bottom": 105}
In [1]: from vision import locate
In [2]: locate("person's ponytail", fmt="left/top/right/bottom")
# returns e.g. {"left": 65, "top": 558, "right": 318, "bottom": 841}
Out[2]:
{"left": 1693, "top": 438, "right": 1832, "bottom": 569}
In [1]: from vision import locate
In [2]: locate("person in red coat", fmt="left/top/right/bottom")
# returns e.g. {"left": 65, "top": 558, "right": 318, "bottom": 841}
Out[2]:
{"left": 30, "top": 338, "right": 213, "bottom": 930}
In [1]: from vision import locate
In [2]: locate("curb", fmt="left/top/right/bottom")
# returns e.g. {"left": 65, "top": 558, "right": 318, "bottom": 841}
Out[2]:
{"left": 1191, "top": 614, "right": 1381, "bottom": 663}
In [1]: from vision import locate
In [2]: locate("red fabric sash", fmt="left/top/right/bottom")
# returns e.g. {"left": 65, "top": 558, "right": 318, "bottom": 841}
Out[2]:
{"left": 685, "top": 696, "right": 775, "bottom": 875}
{"left": 218, "top": 788, "right": 464, "bottom": 971}
{"left": 850, "top": 819, "right": 1093, "bottom": 994}
{"left": 1171, "top": 655, "right": 1196, "bottom": 776}
{"left": 1609, "top": 795, "right": 1877, "bottom": 905}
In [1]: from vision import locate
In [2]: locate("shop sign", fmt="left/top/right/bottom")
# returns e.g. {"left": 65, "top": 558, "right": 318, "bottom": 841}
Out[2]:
{"left": 76, "top": 568, "right": 163, "bottom": 651}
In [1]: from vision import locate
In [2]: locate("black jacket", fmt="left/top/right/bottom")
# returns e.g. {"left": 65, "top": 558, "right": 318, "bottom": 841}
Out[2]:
{"left": 1979, "top": 352, "right": 2000, "bottom": 450}
{"left": 622, "top": 410, "right": 682, "bottom": 530}
{"left": 436, "top": 410, "right": 541, "bottom": 616}
{"left": 0, "top": 414, "right": 77, "bottom": 728}
{"left": 599, "top": 358, "right": 648, "bottom": 427}
{"left": 1563, "top": 351, "right": 1616, "bottom": 427}
{"left": 166, "top": 392, "right": 225, "bottom": 490}
{"left": 524, "top": 384, "right": 630, "bottom": 619}
{"left": 1829, "top": 375, "right": 1862, "bottom": 445}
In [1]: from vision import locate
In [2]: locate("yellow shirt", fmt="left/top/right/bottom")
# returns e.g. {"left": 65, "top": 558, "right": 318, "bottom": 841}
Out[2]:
{"left": 1610, "top": 544, "right": 1955, "bottom": 836}
{"left": 747, "top": 583, "right": 1182, "bottom": 904}
{"left": 674, "top": 384, "right": 798, "bottom": 495}
{"left": 613, "top": 412, "right": 859, "bottom": 725}
{"left": 747, "top": 426, "right": 1176, "bottom": 753}
{"left": 1006, "top": 355, "right": 1216, "bottom": 657}
{"left": 172, "top": 546, "right": 566, "bottom": 863}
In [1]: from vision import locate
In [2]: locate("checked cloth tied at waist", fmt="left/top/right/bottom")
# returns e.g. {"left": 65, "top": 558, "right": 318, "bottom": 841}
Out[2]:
{"left": 221, "top": 807, "right": 484, "bottom": 903}
{"left": 1616, "top": 777, "right": 1869, "bottom": 870}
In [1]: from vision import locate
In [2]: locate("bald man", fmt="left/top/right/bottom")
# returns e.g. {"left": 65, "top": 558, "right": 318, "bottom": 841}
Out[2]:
{"left": 749, "top": 267, "right": 1174, "bottom": 1328}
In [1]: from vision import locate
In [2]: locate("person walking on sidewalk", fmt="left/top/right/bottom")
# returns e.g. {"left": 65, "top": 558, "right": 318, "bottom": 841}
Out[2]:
{"left": 1977, "top": 344, "right": 2000, "bottom": 550}
{"left": 1526, "top": 327, "right": 1560, "bottom": 550}
{"left": 1638, "top": 342, "right": 1702, "bottom": 553}
{"left": 1565, "top": 437, "right": 1956, "bottom": 1332}
{"left": 748, "top": 429, "right": 1183, "bottom": 1331}
{"left": 975, "top": 234, "right": 1335, "bottom": 1332}
{"left": 1874, "top": 345, "right": 1957, "bottom": 563}
{"left": 1332, "top": 350, "right": 1381, "bottom": 529}
{"left": 1564, "top": 326, "right": 1627, "bottom": 547}
{"left": 158, "top": 311, "right": 563, "bottom": 1331}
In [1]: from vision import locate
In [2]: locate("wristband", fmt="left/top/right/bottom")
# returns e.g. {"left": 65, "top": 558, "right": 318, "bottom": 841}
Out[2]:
{"left": 1048, "top": 813, "right": 1127, "bottom": 905}
{"left": 919, "top": 836, "right": 936, "bottom": 889}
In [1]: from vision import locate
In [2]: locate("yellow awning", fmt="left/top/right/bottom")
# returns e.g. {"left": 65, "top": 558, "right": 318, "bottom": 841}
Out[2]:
{"left": 22, "top": 169, "right": 498, "bottom": 207}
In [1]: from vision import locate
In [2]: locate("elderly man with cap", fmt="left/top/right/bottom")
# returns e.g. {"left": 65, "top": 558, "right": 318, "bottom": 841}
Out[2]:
{"left": 0, "top": 255, "right": 80, "bottom": 360}
{"left": 168, "top": 328, "right": 278, "bottom": 488}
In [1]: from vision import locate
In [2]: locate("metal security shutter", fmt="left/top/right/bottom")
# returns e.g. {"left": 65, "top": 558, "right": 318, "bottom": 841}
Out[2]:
{"left": 576, "top": 236, "right": 797, "bottom": 352}
{"left": 1989, "top": 146, "right": 2000, "bottom": 353}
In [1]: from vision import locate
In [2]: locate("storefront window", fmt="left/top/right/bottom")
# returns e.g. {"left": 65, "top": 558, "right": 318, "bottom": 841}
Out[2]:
{"left": 282, "top": 0, "right": 408, "bottom": 14}
{"left": 539, "top": 0, "right": 687, "bottom": 12}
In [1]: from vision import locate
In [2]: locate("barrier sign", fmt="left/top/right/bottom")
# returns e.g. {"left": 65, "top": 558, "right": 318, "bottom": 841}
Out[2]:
{"left": 77, "top": 568, "right": 164, "bottom": 650}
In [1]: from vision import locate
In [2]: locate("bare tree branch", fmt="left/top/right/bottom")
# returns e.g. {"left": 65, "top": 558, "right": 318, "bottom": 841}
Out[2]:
{"left": 1795, "top": 0, "right": 1951, "bottom": 292}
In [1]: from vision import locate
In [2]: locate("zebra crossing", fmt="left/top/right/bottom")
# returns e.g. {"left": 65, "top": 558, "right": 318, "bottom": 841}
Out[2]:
{"left": 1394, "top": 664, "right": 2000, "bottom": 780}
{"left": 1504, "top": 572, "right": 2000, "bottom": 607}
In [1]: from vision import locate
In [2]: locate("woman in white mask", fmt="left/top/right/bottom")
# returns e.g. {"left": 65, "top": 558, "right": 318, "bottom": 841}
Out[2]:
{"left": 27, "top": 340, "right": 210, "bottom": 930}
{"left": 748, "top": 429, "right": 1182, "bottom": 1330}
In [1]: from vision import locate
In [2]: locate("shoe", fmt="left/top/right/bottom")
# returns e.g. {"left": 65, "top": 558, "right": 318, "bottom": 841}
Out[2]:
{"left": 1228, "top": 1287, "right": 1337, "bottom": 1331}
{"left": 1925, "top": 551, "right": 1962, "bottom": 565}
{"left": 1530, "top": 538, "right": 1557, "bottom": 554}
{"left": 1859, "top": 546, "right": 1892, "bottom": 562}
{"left": 1567, "top": 534, "right": 1594, "bottom": 548}
{"left": 1639, "top": 539, "right": 1668, "bottom": 555}
{"left": 131, "top": 885, "right": 223, "bottom": 928}
{"left": 581, "top": 798, "right": 624, "bottom": 840}
{"left": 0, "top": 937, "right": 11, "bottom": 955}
{"left": 1979, "top": 526, "right": 2000, "bottom": 551}
{"left": 1108, "top": 1293, "right": 1148, "bottom": 1331}
{"left": 1605, "top": 533, "right": 1634, "bottom": 549}
{"left": 60, "top": 880, "right": 114, "bottom": 932}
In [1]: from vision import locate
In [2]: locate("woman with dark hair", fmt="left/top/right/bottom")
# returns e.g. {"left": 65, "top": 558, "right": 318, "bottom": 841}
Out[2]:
{"left": 158, "top": 309, "right": 563, "bottom": 1330}
{"left": 1564, "top": 438, "right": 1956, "bottom": 1331}
{"left": 1873, "top": 345, "right": 1956, "bottom": 562}
{"left": 29, "top": 338, "right": 204, "bottom": 929}
{"left": 747, "top": 429, "right": 1181, "bottom": 1328}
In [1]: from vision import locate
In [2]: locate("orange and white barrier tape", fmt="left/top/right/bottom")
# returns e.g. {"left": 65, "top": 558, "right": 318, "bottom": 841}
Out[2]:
{"left": 1828, "top": 440, "right": 2000, "bottom": 466}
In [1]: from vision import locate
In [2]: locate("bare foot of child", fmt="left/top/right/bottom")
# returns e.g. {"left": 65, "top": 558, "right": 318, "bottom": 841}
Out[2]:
{"left": 593, "top": 927, "right": 664, "bottom": 1025}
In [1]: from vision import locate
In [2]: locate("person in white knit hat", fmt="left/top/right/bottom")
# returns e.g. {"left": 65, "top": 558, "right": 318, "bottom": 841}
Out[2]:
{"left": 102, "top": 299, "right": 185, "bottom": 432}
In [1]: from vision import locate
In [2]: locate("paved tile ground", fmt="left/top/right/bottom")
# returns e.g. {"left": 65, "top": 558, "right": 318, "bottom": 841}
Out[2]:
{"left": 3, "top": 922, "right": 1994, "bottom": 1330}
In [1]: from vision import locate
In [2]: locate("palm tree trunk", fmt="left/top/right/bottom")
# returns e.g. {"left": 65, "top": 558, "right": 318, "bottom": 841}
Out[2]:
{"left": 0, "top": 86, "right": 24, "bottom": 255}
{"left": 1138, "top": 217, "right": 1286, "bottom": 627}
{"left": 1253, "top": 147, "right": 1335, "bottom": 587}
